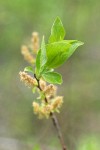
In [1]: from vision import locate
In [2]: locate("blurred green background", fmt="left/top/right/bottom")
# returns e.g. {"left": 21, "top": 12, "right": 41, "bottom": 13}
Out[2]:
{"left": 0, "top": 0, "right": 100, "bottom": 150}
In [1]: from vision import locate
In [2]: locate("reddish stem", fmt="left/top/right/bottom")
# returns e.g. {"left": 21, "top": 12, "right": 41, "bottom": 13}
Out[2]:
{"left": 34, "top": 74, "right": 67, "bottom": 150}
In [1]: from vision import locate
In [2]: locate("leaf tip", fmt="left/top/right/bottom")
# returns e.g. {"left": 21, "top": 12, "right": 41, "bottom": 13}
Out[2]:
{"left": 24, "top": 66, "right": 34, "bottom": 73}
{"left": 73, "top": 40, "right": 84, "bottom": 47}
{"left": 55, "top": 16, "right": 61, "bottom": 21}
{"left": 60, "top": 77, "right": 63, "bottom": 85}
{"left": 78, "top": 41, "right": 84, "bottom": 46}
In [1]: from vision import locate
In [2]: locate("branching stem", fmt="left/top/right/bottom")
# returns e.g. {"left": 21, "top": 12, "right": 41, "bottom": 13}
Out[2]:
{"left": 34, "top": 74, "right": 67, "bottom": 150}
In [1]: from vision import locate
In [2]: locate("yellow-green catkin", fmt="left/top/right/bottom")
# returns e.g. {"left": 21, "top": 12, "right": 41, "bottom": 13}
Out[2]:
{"left": 33, "top": 102, "right": 53, "bottom": 119}
{"left": 40, "top": 79, "right": 47, "bottom": 90}
{"left": 32, "top": 102, "right": 40, "bottom": 114}
{"left": 19, "top": 71, "right": 37, "bottom": 87}
{"left": 32, "top": 96, "right": 63, "bottom": 119}
{"left": 32, "top": 82, "right": 63, "bottom": 118}
{"left": 31, "top": 32, "right": 39, "bottom": 53}
{"left": 21, "top": 45, "right": 35, "bottom": 64}
{"left": 43, "top": 84, "right": 57, "bottom": 98}
{"left": 52, "top": 96, "right": 63, "bottom": 111}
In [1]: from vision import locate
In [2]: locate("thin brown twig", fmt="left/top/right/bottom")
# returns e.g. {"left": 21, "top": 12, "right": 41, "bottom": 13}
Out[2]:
{"left": 34, "top": 74, "right": 67, "bottom": 150}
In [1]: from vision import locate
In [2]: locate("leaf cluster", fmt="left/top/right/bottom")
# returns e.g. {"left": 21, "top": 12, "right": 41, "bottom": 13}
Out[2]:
{"left": 25, "top": 17, "right": 84, "bottom": 84}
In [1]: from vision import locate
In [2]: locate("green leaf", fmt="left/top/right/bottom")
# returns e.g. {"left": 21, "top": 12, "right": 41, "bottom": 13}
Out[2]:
{"left": 42, "top": 68, "right": 54, "bottom": 74}
{"left": 37, "top": 91, "right": 45, "bottom": 100}
{"left": 49, "top": 17, "right": 65, "bottom": 43}
{"left": 32, "top": 87, "right": 36, "bottom": 93}
{"left": 40, "top": 36, "right": 47, "bottom": 67}
{"left": 67, "top": 40, "right": 84, "bottom": 59}
{"left": 36, "top": 50, "right": 41, "bottom": 76}
{"left": 24, "top": 66, "right": 34, "bottom": 73}
{"left": 45, "top": 40, "right": 84, "bottom": 68}
{"left": 42, "top": 72, "right": 62, "bottom": 84}
{"left": 36, "top": 36, "right": 47, "bottom": 77}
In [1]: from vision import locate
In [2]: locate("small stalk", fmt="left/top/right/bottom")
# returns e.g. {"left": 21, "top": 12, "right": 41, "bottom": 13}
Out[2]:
{"left": 34, "top": 74, "right": 67, "bottom": 150}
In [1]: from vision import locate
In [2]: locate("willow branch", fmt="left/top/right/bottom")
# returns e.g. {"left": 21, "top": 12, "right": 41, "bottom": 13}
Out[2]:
{"left": 34, "top": 74, "right": 67, "bottom": 150}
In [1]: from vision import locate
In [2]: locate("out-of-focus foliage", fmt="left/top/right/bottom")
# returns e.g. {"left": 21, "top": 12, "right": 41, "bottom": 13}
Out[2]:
{"left": 0, "top": 0, "right": 100, "bottom": 150}
{"left": 33, "top": 144, "right": 40, "bottom": 150}
{"left": 77, "top": 136, "right": 100, "bottom": 150}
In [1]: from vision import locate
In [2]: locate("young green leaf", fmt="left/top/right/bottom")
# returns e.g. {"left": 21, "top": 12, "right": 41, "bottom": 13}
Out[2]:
{"left": 42, "top": 68, "right": 54, "bottom": 74}
{"left": 32, "top": 87, "right": 36, "bottom": 93}
{"left": 36, "top": 50, "right": 41, "bottom": 76}
{"left": 45, "top": 40, "right": 84, "bottom": 68}
{"left": 37, "top": 91, "right": 45, "bottom": 100}
{"left": 40, "top": 36, "right": 47, "bottom": 67}
{"left": 66, "top": 40, "right": 84, "bottom": 59}
{"left": 35, "top": 36, "right": 47, "bottom": 77}
{"left": 42, "top": 72, "right": 62, "bottom": 84}
{"left": 24, "top": 66, "right": 34, "bottom": 73}
{"left": 49, "top": 17, "right": 65, "bottom": 43}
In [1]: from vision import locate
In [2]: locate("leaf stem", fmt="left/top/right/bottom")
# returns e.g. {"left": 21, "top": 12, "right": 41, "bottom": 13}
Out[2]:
{"left": 34, "top": 74, "right": 67, "bottom": 150}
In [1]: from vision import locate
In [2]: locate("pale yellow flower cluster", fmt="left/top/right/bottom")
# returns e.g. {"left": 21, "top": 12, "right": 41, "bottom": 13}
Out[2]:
{"left": 40, "top": 80, "right": 57, "bottom": 98}
{"left": 52, "top": 96, "right": 63, "bottom": 111}
{"left": 32, "top": 79, "right": 63, "bottom": 119}
{"left": 21, "top": 45, "right": 35, "bottom": 64}
{"left": 19, "top": 71, "right": 37, "bottom": 87}
{"left": 40, "top": 79, "right": 47, "bottom": 90}
{"left": 33, "top": 96, "right": 63, "bottom": 119}
{"left": 33, "top": 102, "right": 52, "bottom": 119}
{"left": 31, "top": 32, "right": 39, "bottom": 53}
{"left": 21, "top": 32, "right": 39, "bottom": 64}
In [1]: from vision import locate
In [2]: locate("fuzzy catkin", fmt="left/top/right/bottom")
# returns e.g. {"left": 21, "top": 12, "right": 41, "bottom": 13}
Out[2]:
{"left": 21, "top": 45, "right": 35, "bottom": 64}
{"left": 32, "top": 32, "right": 39, "bottom": 53}
{"left": 44, "top": 84, "right": 57, "bottom": 97}
{"left": 52, "top": 96, "right": 63, "bottom": 110}
{"left": 19, "top": 71, "right": 37, "bottom": 87}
